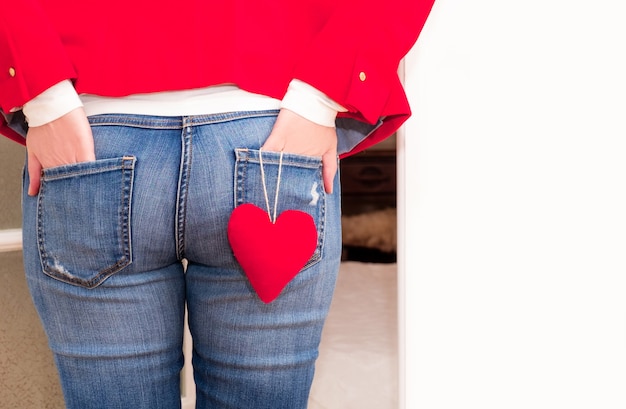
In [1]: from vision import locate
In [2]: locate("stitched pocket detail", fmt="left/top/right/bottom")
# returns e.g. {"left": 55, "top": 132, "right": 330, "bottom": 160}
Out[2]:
{"left": 233, "top": 148, "right": 325, "bottom": 270}
{"left": 37, "top": 156, "right": 136, "bottom": 288}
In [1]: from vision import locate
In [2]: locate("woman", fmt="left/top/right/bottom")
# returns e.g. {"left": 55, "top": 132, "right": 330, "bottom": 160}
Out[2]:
{"left": 0, "top": 1, "right": 434, "bottom": 408}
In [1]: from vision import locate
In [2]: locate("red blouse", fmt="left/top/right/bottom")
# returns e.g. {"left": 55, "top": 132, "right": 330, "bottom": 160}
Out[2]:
{"left": 0, "top": 0, "right": 434, "bottom": 154}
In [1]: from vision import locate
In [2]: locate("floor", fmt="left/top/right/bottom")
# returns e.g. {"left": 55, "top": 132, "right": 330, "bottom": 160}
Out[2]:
{"left": 0, "top": 251, "right": 65, "bottom": 409}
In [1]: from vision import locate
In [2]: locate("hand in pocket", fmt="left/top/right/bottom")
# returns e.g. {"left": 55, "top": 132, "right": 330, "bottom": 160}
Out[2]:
{"left": 262, "top": 109, "right": 337, "bottom": 194}
{"left": 26, "top": 107, "right": 95, "bottom": 196}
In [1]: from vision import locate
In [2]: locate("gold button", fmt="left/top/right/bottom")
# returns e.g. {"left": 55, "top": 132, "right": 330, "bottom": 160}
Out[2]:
{"left": 359, "top": 71, "right": 366, "bottom": 81}
{"left": 8, "top": 67, "right": 16, "bottom": 77}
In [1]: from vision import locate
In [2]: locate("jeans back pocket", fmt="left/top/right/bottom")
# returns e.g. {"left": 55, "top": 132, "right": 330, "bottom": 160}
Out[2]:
{"left": 37, "top": 156, "right": 136, "bottom": 288}
{"left": 234, "top": 148, "right": 326, "bottom": 269}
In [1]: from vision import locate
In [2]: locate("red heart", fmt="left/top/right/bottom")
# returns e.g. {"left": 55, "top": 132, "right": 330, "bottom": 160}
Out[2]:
{"left": 227, "top": 203, "right": 318, "bottom": 303}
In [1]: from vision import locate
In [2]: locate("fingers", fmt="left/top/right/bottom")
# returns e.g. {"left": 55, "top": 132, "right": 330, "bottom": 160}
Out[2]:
{"left": 27, "top": 150, "right": 42, "bottom": 196}
{"left": 322, "top": 151, "right": 338, "bottom": 194}
{"left": 25, "top": 108, "right": 95, "bottom": 197}
{"left": 264, "top": 109, "right": 339, "bottom": 194}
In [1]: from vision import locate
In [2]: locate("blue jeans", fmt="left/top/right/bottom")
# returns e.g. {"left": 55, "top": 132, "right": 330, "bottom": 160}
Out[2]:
{"left": 21, "top": 111, "right": 342, "bottom": 409}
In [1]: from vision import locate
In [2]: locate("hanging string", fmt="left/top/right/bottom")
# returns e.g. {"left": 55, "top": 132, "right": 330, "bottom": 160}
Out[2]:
{"left": 258, "top": 149, "right": 284, "bottom": 224}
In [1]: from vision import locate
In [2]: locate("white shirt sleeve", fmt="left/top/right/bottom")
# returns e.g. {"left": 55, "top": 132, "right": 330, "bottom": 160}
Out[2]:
{"left": 22, "top": 80, "right": 83, "bottom": 127}
{"left": 280, "top": 79, "right": 347, "bottom": 128}
{"left": 22, "top": 79, "right": 344, "bottom": 128}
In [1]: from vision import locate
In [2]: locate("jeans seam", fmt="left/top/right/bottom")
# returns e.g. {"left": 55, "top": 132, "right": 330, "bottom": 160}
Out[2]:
{"left": 175, "top": 121, "right": 193, "bottom": 260}
{"left": 120, "top": 157, "right": 134, "bottom": 271}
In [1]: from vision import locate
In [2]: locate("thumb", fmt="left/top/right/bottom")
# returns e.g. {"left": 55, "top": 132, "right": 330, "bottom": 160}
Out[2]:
{"left": 321, "top": 152, "right": 338, "bottom": 194}
{"left": 27, "top": 151, "right": 42, "bottom": 197}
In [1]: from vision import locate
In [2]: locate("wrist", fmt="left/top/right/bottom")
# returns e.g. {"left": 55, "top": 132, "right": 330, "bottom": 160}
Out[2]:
{"left": 23, "top": 80, "right": 83, "bottom": 127}
{"left": 280, "top": 80, "right": 347, "bottom": 128}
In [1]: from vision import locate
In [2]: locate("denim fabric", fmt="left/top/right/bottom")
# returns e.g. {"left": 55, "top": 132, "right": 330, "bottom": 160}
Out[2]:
{"left": 0, "top": 107, "right": 380, "bottom": 154}
{"left": 36, "top": 156, "right": 135, "bottom": 287}
{"left": 21, "top": 111, "right": 342, "bottom": 409}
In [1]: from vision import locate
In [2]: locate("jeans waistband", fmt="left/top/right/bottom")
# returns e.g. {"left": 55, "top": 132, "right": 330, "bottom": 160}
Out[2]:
{"left": 87, "top": 110, "right": 280, "bottom": 129}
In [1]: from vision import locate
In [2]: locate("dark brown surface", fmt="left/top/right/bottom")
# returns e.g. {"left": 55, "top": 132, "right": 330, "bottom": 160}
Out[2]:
{"left": 340, "top": 150, "right": 396, "bottom": 216}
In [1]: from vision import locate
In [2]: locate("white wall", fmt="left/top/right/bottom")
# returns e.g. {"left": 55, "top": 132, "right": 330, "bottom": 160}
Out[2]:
{"left": 399, "top": 0, "right": 626, "bottom": 407}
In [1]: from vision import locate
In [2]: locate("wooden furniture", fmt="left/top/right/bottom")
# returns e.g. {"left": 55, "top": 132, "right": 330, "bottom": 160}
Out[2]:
{"left": 340, "top": 149, "right": 397, "bottom": 262}
{"left": 340, "top": 149, "right": 397, "bottom": 216}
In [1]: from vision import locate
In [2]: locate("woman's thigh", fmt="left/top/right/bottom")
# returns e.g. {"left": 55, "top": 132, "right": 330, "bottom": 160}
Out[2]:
{"left": 22, "top": 116, "right": 187, "bottom": 409}
{"left": 183, "top": 113, "right": 343, "bottom": 408}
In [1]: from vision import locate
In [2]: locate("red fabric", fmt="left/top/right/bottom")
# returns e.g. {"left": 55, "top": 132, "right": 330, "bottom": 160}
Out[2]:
{"left": 0, "top": 0, "right": 435, "bottom": 153}
{"left": 227, "top": 203, "right": 318, "bottom": 303}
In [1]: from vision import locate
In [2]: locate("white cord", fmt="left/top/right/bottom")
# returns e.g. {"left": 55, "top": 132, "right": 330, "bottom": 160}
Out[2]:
{"left": 258, "top": 149, "right": 284, "bottom": 224}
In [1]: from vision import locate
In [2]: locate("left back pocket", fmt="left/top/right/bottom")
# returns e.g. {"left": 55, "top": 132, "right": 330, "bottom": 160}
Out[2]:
{"left": 37, "top": 156, "right": 136, "bottom": 288}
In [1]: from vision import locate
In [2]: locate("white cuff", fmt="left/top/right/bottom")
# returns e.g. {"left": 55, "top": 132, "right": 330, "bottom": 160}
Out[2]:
{"left": 280, "top": 79, "right": 347, "bottom": 128}
{"left": 23, "top": 80, "right": 83, "bottom": 127}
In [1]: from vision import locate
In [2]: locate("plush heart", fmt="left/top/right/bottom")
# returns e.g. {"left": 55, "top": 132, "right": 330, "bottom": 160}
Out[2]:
{"left": 227, "top": 203, "right": 318, "bottom": 303}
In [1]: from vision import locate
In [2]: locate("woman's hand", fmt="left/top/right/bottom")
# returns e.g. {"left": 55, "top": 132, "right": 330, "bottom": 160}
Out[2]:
{"left": 26, "top": 107, "right": 95, "bottom": 196}
{"left": 262, "top": 109, "right": 338, "bottom": 194}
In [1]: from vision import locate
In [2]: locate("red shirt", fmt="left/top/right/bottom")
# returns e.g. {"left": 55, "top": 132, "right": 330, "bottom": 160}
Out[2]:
{"left": 0, "top": 0, "right": 434, "bottom": 154}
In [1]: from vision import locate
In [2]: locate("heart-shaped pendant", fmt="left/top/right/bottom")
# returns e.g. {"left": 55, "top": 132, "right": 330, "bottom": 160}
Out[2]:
{"left": 228, "top": 203, "right": 318, "bottom": 303}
